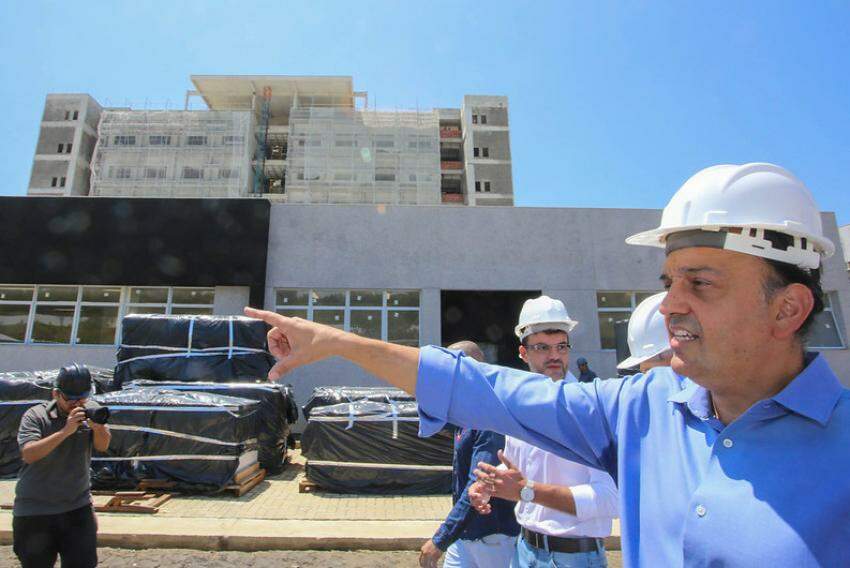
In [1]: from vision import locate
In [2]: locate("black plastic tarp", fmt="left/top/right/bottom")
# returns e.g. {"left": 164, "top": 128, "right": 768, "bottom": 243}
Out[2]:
{"left": 302, "top": 386, "right": 415, "bottom": 419}
{"left": 0, "top": 367, "right": 117, "bottom": 400}
{"left": 114, "top": 315, "right": 274, "bottom": 387}
{"left": 301, "top": 400, "right": 453, "bottom": 494}
{"left": 91, "top": 388, "right": 259, "bottom": 491}
{"left": 0, "top": 401, "right": 41, "bottom": 478}
{"left": 126, "top": 380, "right": 298, "bottom": 474}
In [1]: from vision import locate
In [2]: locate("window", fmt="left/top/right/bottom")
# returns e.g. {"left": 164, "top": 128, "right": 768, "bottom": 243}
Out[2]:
{"left": 145, "top": 167, "right": 166, "bottom": 179}
{"left": 597, "top": 291, "right": 661, "bottom": 350}
{"left": 182, "top": 167, "right": 203, "bottom": 179}
{"left": 809, "top": 293, "right": 845, "bottom": 348}
{"left": 482, "top": 147, "right": 489, "bottom": 158}
{"left": 375, "top": 171, "right": 396, "bottom": 182}
{"left": 72, "top": 111, "right": 79, "bottom": 120}
{"left": 64, "top": 111, "right": 71, "bottom": 120}
{"left": 149, "top": 135, "right": 172, "bottom": 146}
{"left": 473, "top": 147, "right": 480, "bottom": 158}
{"left": 219, "top": 168, "right": 237, "bottom": 179}
{"left": 472, "top": 114, "right": 478, "bottom": 124}
{"left": 51, "top": 177, "right": 58, "bottom": 187}
{"left": 222, "top": 135, "right": 244, "bottom": 145}
{"left": 274, "top": 288, "right": 420, "bottom": 345}
{"left": 475, "top": 181, "right": 481, "bottom": 192}
{"left": 480, "top": 114, "right": 488, "bottom": 125}
{"left": 59, "top": 177, "right": 66, "bottom": 187}
{"left": 0, "top": 286, "right": 34, "bottom": 343}
{"left": 66, "top": 143, "right": 72, "bottom": 154}
{"left": 484, "top": 181, "right": 491, "bottom": 192}
{"left": 57, "top": 143, "right": 64, "bottom": 153}
{"left": 113, "top": 167, "right": 132, "bottom": 180}
{"left": 0, "top": 285, "right": 217, "bottom": 345}
{"left": 113, "top": 136, "right": 136, "bottom": 146}
{"left": 375, "top": 137, "right": 395, "bottom": 151}
{"left": 187, "top": 136, "right": 207, "bottom": 146}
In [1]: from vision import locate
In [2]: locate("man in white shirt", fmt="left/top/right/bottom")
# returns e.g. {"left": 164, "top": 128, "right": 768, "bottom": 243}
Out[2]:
{"left": 470, "top": 296, "right": 618, "bottom": 567}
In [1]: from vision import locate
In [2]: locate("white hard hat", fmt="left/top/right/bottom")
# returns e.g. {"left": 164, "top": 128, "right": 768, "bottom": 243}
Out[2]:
{"left": 515, "top": 295, "right": 578, "bottom": 341}
{"left": 626, "top": 163, "right": 834, "bottom": 269}
{"left": 617, "top": 292, "right": 670, "bottom": 371}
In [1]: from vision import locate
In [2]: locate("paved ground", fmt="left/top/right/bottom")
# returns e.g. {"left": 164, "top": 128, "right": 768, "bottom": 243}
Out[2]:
{"left": 0, "top": 450, "right": 621, "bottom": 562}
{"left": 0, "top": 547, "right": 625, "bottom": 567}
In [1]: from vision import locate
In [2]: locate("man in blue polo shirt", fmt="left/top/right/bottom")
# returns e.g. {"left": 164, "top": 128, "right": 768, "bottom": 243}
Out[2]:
{"left": 245, "top": 162, "right": 850, "bottom": 567}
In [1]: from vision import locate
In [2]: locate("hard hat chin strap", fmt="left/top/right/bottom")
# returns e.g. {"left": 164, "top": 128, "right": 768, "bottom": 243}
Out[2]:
{"left": 665, "top": 228, "right": 820, "bottom": 270}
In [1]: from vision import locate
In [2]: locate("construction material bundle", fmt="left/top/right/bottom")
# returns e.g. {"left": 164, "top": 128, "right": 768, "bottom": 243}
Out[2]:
{"left": 302, "top": 385, "right": 415, "bottom": 419}
{"left": 301, "top": 388, "right": 453, "bottom": 494}
{"left": 91, "top": 388, "right": 259, "bottom": 491}
{"left": 126, "top": 380, "right": 298, "bottom": 474}
{"left": 114, "top": 315, "right": 276, "bottom": 387}
{"left": 0, "top": 368, "right": 117, "bottom": 477}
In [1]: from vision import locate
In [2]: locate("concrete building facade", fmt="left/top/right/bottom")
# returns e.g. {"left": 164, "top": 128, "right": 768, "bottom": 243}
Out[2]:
{"left": 27, "top": 76, "right": 514, "bottom": 207}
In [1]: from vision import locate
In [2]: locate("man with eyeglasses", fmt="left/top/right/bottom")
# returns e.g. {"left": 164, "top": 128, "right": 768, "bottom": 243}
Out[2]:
{"left": 469, "top": 296, "right": 618, "bottom": 567}
{"left": 13, "top": 363, "right": 111, "bottom": 568}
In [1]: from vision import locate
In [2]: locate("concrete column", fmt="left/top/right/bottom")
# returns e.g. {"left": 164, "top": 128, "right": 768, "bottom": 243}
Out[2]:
{"left": 213, "top": 286, "right": 251, "bottom": 315}
{"left": 419, "top": 287, "right": 441, "bottom": 347}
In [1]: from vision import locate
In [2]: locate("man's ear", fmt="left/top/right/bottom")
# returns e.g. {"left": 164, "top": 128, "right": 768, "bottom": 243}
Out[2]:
{"left": 772, "top": 283, "right": 814, "bottom": 340}
{"left": 518, "top": 345, "right": 529, "bottom": 364}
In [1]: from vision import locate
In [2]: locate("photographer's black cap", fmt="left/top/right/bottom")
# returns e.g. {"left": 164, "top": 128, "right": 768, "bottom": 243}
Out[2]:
{"left": 55, "top": 363, "right": 92, "bottom": 400}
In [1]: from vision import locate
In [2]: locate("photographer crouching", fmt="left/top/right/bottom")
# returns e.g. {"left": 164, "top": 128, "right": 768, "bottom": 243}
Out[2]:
{"left": 13, "top": 363, "right": 111, "bottom": 568}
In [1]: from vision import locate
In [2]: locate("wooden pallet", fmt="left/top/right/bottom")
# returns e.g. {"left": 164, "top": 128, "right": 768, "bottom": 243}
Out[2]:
{"left": 224, "top": 468, "right": 266, "bottom": 497}
{"left": 90, "top": 491, "right": 172, "bottom": 514}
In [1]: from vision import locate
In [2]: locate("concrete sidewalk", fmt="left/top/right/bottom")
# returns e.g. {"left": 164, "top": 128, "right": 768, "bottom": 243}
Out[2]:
{"left": 0, "top": 452, "right": 620, "bottom": 551}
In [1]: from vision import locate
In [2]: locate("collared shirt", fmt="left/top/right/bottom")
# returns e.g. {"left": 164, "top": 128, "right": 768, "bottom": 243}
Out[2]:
{"left": 15, "top": 400, "right": 94, "bottom": 516}
{"left": 432, "top": 427, "right": 520, "bottom": 550}
{"left": 504, "top": 372, "right": 618, "bottom": 538}
{"left": 416, "top": 346, "right": 850, "bottom": 567}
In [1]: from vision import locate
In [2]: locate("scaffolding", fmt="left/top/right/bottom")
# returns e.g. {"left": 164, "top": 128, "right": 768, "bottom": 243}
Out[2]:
{"left": 90, "top": 110, "right": 254, "bottom": 198}
{"left": 284, "top": 107, "right": 441, "bottom": 205}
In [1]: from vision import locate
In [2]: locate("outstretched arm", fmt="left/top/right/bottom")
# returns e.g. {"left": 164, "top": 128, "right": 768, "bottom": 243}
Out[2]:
{"left": 244, "top": 307, "right": 419, "bottom": 393}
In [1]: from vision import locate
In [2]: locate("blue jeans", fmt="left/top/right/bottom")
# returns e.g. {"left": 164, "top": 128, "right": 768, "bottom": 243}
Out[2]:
{"left": 443, "top": 533, "right": 516, "bottom": 568}
{"left": 511, "top": 534, "right": 608, "bottom": 568}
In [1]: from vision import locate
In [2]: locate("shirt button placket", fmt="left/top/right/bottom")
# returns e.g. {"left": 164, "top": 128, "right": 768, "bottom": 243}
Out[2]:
{"left": 722, "top": 438, "right": 733, "bottom": 448}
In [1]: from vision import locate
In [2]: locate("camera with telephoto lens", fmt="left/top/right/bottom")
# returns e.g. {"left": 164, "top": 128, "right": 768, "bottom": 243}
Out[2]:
{"left": 83, "top": 407, "right": 110, "bottom": 425}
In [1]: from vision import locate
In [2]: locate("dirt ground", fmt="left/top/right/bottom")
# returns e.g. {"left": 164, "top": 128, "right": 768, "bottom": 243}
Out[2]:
{"left": 0, "top": 546, "right": 624, "bottom": 567}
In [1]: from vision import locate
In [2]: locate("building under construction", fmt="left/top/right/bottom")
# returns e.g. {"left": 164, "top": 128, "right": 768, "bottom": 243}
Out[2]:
{"left": 28, "top": 76, "right": 514, "bottom": 206}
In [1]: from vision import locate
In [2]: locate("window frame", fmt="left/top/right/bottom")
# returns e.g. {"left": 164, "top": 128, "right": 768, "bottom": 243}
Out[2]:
{"left": 0, "top": 285, "right": 215, "bottom": 346}
{"left": 809, "top": 292, "right": 846, "bottom": 350}
{"left": 597, "top": 290, "right": 661, "bottom": 351}
{"left": 274, "top": 288, "right": 420, "bottom": 345}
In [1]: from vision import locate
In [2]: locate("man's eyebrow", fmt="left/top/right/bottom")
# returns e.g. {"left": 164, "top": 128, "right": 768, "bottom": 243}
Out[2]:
{"left": 660, "top": 267, "right": 723, "bottom": 280}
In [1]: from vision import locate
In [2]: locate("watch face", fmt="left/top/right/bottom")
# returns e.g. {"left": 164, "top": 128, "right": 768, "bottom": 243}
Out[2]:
{"left": 520, "top": 485, "right": 534, "bottom": 502}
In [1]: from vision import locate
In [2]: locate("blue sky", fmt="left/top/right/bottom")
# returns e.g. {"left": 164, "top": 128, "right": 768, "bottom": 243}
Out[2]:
{"left": 1, "top": 1, "right": 848, "bottom": 224}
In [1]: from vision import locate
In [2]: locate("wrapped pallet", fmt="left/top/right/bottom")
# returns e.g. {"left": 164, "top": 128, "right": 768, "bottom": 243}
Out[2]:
{"left": 302, "top": 385, "right": 415, "bottom": 419}
{"left": 126, "top": 380, "right": 298, "bottom": 474}
{"left": 114, "top": 315, "right": 275, "bottom": 387}
{"left": 301, "top": 400, "right": 453, "bottom": 494}
{"left": 91, "top": 388, "right": 259, "bottom": 492}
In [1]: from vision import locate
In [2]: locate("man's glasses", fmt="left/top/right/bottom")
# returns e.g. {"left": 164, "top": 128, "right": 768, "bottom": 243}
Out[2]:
{"left": 526, "top": 342, "right": 571, "bottom": 354}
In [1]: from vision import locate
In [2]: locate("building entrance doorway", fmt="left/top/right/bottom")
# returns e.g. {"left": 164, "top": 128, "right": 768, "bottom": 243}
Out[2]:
{"left": 441, "top": 290, "right": 541, "bottom": 369}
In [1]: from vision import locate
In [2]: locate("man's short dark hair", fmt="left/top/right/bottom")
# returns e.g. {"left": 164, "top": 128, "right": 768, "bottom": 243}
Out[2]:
{"left": 761, "top": 259, "right": 825, "bottom": 340}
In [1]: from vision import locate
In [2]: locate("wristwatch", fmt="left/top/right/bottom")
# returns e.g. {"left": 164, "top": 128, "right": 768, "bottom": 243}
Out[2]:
{"left": 519, "top": 479, "right": 535, "bottom": 503}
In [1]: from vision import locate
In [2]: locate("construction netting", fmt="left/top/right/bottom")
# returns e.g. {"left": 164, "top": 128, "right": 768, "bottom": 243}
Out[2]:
{"left": 89, "top": 110, "right": 254, "bottom": 198}
{"left": 285, "top": 107, "right": 441, "bottom": 205}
